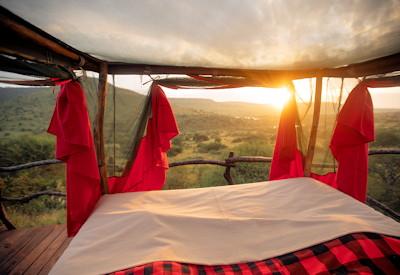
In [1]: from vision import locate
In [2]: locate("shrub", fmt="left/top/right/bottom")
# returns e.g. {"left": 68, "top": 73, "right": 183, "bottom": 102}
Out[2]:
{"left": 0, "top": 135, "right": 54, "bottom": 166}
{"left": 230, "top": 141, "right": 273, "bottom": 184}
{"left": 193, "top": 133, "right": 209, "bottom": 142}
{"left": 197, "top": 141, "right": 226, "bottom": 153}
{"left": 168, "top": 145, "right": 183, "bottom": 157}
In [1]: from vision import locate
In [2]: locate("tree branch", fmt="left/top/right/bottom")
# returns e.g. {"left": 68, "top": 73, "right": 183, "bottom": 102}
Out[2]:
{"left": 0, "top": 159, "right": 63, "bottom": 172}
{"left": 0, "top": 191, "right": 66, "bottom": 203}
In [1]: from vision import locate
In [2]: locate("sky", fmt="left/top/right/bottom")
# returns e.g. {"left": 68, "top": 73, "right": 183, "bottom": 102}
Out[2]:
{"left": 3, "top": 0, "right": 400, "bottom": 69}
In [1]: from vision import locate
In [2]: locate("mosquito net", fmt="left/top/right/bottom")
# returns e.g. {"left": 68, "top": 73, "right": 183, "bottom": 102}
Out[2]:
{"left": 68, "top": 73, "right": 395, "bottom": 183}
{"left": 80, "top": 73, "right": 152, "bottom": 177}
{"left": 294, "top": 77, "right": 359, "bottom": 176}
{"left": 91, "top": 75, "right": 361, "bottom": 185}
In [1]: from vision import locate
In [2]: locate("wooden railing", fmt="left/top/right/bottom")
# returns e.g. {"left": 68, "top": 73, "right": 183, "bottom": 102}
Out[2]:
{"left": 1, "top": 149, "right": 399, "bottom": 229}
{"left": 0, "top": 159, "right": 62, "bottom": 172}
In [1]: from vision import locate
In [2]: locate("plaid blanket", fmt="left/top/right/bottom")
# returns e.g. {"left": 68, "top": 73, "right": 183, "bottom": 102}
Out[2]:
{"left": 111, "top": 233, "right": 400, "bottom": 275}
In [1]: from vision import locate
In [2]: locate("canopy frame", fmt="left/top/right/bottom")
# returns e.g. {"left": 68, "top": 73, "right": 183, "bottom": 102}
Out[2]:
{"left": 1, "top": 6, "right": 400, "bottom": 83}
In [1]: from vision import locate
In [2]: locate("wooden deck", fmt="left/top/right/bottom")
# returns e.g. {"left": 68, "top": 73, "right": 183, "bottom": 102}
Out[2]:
{"left": 0, "top": 224, "right": 71, "bottom": 275}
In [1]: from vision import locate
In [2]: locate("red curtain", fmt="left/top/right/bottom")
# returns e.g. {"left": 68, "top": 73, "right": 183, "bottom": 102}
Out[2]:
{"left": 325, "top": 78, "right": 400, "bottom": 202}
{"left": 328, "top": 82, "right": 374, "bottom": 202}
{"left": 269, "top": 92, "right": 304, "bottom": 180}
{"left": 108, "top": 85, "right": 179, "bottom": 193}
{"left": 48, "top": 80, "right": 101, "bottom": 236}
{"left": 270, "top": 77, "right": 399, "bottom": 202}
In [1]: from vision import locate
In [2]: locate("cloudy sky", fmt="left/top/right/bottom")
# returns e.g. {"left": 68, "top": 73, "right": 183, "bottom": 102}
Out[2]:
{"left": 3, "top": 0, "right": 400, "bottom": 69}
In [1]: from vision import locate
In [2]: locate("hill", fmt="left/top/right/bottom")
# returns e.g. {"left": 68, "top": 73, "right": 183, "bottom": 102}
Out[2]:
{"left": 169, "top": 98, "right": 278, "bottom": 117}
{"left": 0, "top": 83, "right": 280, "bottom": 138}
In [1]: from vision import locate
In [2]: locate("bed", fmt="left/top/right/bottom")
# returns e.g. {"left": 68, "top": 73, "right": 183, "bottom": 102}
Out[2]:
{"left": 50, "top": 177, "right": 400, "bottom": 274}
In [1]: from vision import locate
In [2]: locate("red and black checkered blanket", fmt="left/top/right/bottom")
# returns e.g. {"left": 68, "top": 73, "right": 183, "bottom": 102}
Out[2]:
{"left": 111, "top": 232, "right": 400, "bottom": 275}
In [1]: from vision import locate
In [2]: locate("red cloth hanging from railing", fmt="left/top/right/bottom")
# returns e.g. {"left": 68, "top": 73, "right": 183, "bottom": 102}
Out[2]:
{"left": 324, "top": 77, "right": 400, "bottom": 202}
{"left": 269, "top": 92, "right": 304, "bottom": 180}
{"left": 108, "top": 85, "right": 179, "bottom": 193}
{"left": 328, "top": 82, "right": 374, "bottom": 202}
{"left": 48, "top": 80, "right": 101, "bottom": 236}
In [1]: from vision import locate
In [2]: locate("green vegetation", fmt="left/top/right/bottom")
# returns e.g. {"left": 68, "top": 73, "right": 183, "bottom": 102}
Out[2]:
{"left": 368, "top": 119, "right": 400, "bottom": 211}
{"left": 0, "top": 85, "right": 399, "bottom": 228}
{"left": 0, "top": 137, "right": 65, "bottom": 227}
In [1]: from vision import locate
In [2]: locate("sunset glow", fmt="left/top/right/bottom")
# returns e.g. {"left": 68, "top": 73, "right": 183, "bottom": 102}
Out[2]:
{"left": 164, "top": 86, "right": 292, "bottom": 109}
{"left": 248, "top": 88, "right": 291, "bottom": 109}
{"left": 105, "top": 75, "right": 400, "bottom": 109}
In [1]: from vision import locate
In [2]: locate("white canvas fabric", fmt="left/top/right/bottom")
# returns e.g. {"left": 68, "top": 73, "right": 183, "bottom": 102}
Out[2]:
{"left": 3, "top": 0, "right": 400, "bottom": 69}
{"left": 50, "top": 177, "right": 400, "bottom": 275}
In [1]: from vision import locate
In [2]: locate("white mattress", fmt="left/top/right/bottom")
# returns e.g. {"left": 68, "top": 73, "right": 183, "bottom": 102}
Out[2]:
{"left": 50, "top": 177, "right": 400, "bottom": 275}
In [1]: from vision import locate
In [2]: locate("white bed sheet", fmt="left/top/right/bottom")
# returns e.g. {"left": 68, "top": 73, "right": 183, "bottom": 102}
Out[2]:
{"left": 50, "top": 177, "right": 400, "bottom": 275}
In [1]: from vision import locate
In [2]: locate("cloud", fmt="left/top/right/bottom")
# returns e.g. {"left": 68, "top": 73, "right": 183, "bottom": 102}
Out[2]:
{"left": 3, "top": 0, "right": 400, "bottom": 69}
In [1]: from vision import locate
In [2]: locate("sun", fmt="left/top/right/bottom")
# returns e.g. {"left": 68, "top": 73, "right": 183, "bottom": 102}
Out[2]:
{"left": 247, "top": 87, "right": 291, "bottom": 109}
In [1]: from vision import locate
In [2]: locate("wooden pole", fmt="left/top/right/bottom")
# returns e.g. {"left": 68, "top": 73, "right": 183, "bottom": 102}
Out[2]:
{"left": 304, "top": 77, "right": 323, "bottom": 176}
{"left": 93, "top": 63, "right": 109, "bottom": 194}
{"left": 107, "top": 52, "right": 400, "bottom": 78}
{"left": 0, "top": 14, "right": 80, "bottom": 61}
{"left": 0, "top": 8, "right": 100, "bottom": 71}
{"left": 224, "top": 152, "right": 235, "bottom": 184}
{"left": 0, "top": 201, "right": 16, "bottom": 230}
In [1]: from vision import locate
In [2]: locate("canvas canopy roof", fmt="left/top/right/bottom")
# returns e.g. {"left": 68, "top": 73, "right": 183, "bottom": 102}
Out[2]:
{"left": 1, "top": 0, "right": 400, "bottom": 79}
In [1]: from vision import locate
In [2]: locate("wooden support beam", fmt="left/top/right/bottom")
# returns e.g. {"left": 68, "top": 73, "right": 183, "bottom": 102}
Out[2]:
{"left": 224, "top": 152, "right": 235, "bottom": 184}
{"left": 156, "top": 76, "right": 283, "bottom": 88}
{"left": 93, "top": 63, "right": 109, "bottom": 194}
{"left": 304, "top": 77, "right": 323, "bottom": 176}
{"left": 0, "top": 33, "right": 80, "bottom": 70}
{"left": 0, "top": 14, "right": 80, "bottom": 62}
{"left": 0, "top": 54, "right": 73, "bottom": 80}
{"left": 107, "top": 52, "right": 400, "bottom": 78}
{"left": 0, "top": 7, "right": 99, "bottom": 71}
{"left": 0, "top": 201, "right": 16, "bottom": 230}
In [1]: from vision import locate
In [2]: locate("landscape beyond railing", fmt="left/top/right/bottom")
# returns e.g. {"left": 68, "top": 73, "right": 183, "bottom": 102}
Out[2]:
{"left": 0, "top": 149, "right": 399, "bottom": 229}
{"left": 2, "top": 148, "right": 400, "bottom": 173}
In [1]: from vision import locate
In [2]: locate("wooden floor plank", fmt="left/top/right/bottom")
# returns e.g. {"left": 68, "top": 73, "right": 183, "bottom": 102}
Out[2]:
{"left": 2, "top": 225, "right": 54, "bottom": 274}
{"left": 25, "top": 226, "right": 68, "bottom": 275}
{"left": 0, "top": 228, "right": 17, "bottom": 242}
{"left": 38, "top": 232, "right": 71, "bottom": 275}
{"left": 0, "top": 229, "right": 29, "bottom": 260}
{"left": 0, "top": 227, "right": 42, "bottom": 270}
{"left": 0, "top": 225, "right": 71, "bottom": 275}
{"left": 10, "top": 225, "right": 65, "bottom": 275}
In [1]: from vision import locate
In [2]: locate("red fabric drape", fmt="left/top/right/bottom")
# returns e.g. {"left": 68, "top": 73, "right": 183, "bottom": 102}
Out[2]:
{"left": 328, "top": 82, "right": 374, "bottom": 202}
{"left": 323, "top": 78, "right": 400, "bottom": 201}
{"left": 310, "top": 172, "right": 337, "bottom": 188}
{"left": 48, "top": 80, "right": 101, "bottom": 237}
{"left": 269, "top": 93, "right": 304, "bottom": 180}
{"left": 108, "top": 85, "right": 179, "bottom": 193}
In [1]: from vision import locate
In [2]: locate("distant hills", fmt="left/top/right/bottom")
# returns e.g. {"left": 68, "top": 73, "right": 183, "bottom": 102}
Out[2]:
{"left": 169, "top": 98, "right": 279, "bottom": 117}
{"left": 0, "top": 83, "right": 279, "bottom": 137}
{"left": 0, "top": 82, "right": 398, "bottom": 138}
